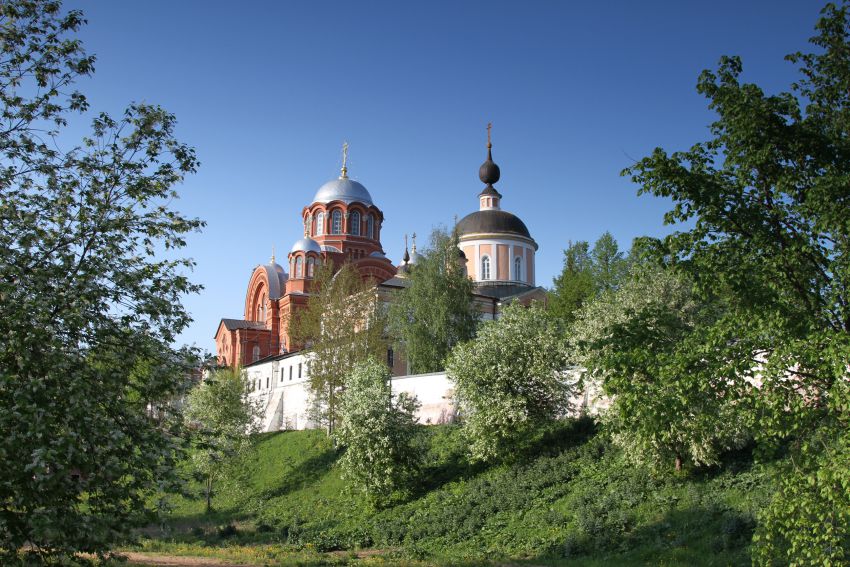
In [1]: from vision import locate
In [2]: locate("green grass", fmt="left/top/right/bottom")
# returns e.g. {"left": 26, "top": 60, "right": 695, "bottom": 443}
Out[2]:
{"left": 134, "top": 420, "right": 777, "bottom": 566}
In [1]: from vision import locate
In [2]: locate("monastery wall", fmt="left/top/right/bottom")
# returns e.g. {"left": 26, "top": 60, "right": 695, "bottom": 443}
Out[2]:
{"left": 243, "top": 355, "right": 609, "bottom": 432}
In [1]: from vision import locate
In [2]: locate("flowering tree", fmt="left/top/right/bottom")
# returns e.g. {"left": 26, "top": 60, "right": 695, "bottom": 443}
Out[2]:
{"left": 0, "top": 1, "right": 202, "bottom": 561}
{"left": 571, "top": 266, "right": 749, "bottom": 472}
{"left": 447, "top": 303, "right": 572, "bottom": 462}
{"left": 334, "top": 358, "right": 422, "bottom": 505}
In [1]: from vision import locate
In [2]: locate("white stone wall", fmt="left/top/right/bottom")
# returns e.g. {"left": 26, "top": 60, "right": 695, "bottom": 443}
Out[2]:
{"left": 391, "top": 372, "right": 457, "bottom": 425}
{"left": 246, "top": 353, "right": 317, "bottom": 432}
{"left": 245, "top": 357, "right": 609, "bottom": 432}
{"left": 245, "top": 355, "right": 458, "bottom": 431}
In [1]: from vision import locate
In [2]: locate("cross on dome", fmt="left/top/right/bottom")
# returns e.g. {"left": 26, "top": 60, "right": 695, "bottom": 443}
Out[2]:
{"left": 340, "top": 141, "right": 349, "bottom": 179}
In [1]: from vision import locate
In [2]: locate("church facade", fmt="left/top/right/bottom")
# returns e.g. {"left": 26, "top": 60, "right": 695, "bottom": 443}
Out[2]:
{"left": 214, "top": 133, "right": 555, "bottom": 430}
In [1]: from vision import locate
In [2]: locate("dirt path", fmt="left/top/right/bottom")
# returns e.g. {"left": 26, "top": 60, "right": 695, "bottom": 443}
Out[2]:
{"left": 121, "top": 552, "right": 254, "bottom": 567}
{"left": 120, "top": 550, "right": 547, "bottom": 567}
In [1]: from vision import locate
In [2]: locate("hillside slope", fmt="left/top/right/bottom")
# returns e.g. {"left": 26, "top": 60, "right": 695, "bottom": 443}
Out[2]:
{"left": 148, "top": 421, "right": 776, "bottom": 565}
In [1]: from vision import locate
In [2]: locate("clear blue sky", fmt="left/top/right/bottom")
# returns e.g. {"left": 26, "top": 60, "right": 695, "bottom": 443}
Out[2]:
{"left": 68, "top": 0, "right": 819, "bottom": 353}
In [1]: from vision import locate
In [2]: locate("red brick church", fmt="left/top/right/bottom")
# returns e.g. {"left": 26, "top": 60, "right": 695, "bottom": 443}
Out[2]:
{"left": 215, "top": 134, "right": 546, "bottom": 368}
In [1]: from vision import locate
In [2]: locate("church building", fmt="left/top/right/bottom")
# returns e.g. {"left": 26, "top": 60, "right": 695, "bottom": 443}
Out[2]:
{"left": 215, "top": 130, "right": 545, "bottom": 370}
{"left": 212, "top": 130, "right": 557, "bottom": 430}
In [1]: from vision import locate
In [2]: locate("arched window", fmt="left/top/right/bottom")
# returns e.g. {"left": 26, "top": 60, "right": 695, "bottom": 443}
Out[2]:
{"left": 349, "top": 211, "right": 360, "bottom": 235}
{"left": 295, "top": 256, "right": 303, "bottom": 278}
{"left": 307, "top": 257, "right": 315, "bottom": 277}
{"left": 481, "top": 256, "right": 491, "bottom": 280}
{"left": 331, "top": 210, "right": 342, "bottom": 234}
{"left": 316, "top": 212, "right": 324, "bottom": 236}
{"left": 252, "top": 345, "right": 260, "bottom": 363}
{"left": 514, "top": 256, "right": 523, "bottom": 282}
{"left": 366, "top": 214, "right": 374, "bottom": 239}
{"left": 257, "top": 292, "right": 266, "bottom": 321}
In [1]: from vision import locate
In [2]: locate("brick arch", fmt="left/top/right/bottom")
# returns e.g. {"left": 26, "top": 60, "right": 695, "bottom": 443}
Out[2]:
{"left": 303, "top": 205, "right": 329, "bottom": 237}
{"left": 244, "top": 266, "right": 272, "bottom": 322}
{"left": 352, "top": 256, "right": 397, "bottom": 283}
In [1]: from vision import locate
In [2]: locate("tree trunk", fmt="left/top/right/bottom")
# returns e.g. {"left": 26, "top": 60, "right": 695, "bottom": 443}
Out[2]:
{"left": 205, "top": 475, "right": 213, "bottom": 514}
{"left": 327, "top": 385, "right": 335, "bottom": 436}
{"left": 674, "top": 454, "right": 682, "bottom": 472}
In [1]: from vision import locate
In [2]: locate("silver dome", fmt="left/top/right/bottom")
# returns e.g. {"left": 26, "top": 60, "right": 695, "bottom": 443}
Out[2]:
{"left": 290, "top": 237, "right": 322, "bottom": 254}
{"left": 262, "top": 263, "right": 288, "bottom": 299}
{"left": 312, "top": 177, "right": 373, "bottom": 206}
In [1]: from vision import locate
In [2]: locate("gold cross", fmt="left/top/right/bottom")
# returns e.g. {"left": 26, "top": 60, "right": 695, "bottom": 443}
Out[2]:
{"left": 340, "top": 141, "right": 350, "bottom": 178}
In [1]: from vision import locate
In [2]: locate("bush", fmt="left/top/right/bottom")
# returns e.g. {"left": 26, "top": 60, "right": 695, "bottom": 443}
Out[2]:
{"left": 216, "top": 524, "right": 238, "bottom": 539}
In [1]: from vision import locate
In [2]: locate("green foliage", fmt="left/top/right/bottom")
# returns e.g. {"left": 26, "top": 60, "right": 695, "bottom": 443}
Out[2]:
{"left": 0, "top": 0, "right": 201, "bottom": 562}
{"left": 184, "top": 368, "right": 260, "bottom": 514}
{"left": 447, "top": 303, "right": 572, "bottom": 462}
{"left": 149, "top": 423, "right": 776, "bottom": 566}
{"left": 590, "top": 232, "right": 628, "bottom": 294}
{"left": 549, "top": 233, "right": 629, "bottom": 326}
{"left": 623, "top": 2, "right": 850, "bottom": 562}
{"left": 753, "top": 430, "right": 850, "bottom": 565}
{"left": 388, "top": 228, "right": 477, "bottom": 374}
{"left": 572, "top": 266, "right": 749, "bottom": 471}
{"left": 334, "top": 358, "right": 423, "bottom": 506}
{"left": 291, "top": 263, "right": 387, "bottom": 435}
{"left": 549, "top": 241, "right": 594, "bottom": 325}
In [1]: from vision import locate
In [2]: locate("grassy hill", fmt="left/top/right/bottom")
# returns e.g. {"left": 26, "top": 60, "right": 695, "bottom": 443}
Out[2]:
{"left": 137, "top": 420, "right": 778, "bottom": 566}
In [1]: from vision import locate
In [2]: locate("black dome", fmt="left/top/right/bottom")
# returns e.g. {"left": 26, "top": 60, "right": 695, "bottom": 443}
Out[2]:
{"left": 479, "top": 159, "right": 500, "bottom": 185}
{"left": 456, "top": 209, "right": 531, "bottom": 239}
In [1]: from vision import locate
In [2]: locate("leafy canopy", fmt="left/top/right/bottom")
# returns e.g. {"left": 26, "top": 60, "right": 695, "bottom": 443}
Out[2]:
{"left": 572, "top": 266, "right": 749, "bottom": 472}
{"left": 334, "top": 358, "right": 422, "bottom": 506}
{"left": 388, "top": 228, "right": 477, "bottom": 374}
{"left": 291, "top": 262, "right": 387, "bottom": 435}
{"left": 0, "top": 0, "right": 202, "bottom": 561}
{"left": 624, "top": 2, "right": 850, "bottom": 562}
{"left": 447, "top": 302, "right": 572, "bottom": 462}
{"left": 184, "top": 368, "right": 260, "bottom": 514}
{"left": 549, "top": 232, "right": 629, "bottom": 325}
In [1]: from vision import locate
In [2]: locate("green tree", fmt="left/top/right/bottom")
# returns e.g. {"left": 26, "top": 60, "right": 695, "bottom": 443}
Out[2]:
{"left": 572, "top": 266, "right": 748, "bottom": 472}
{"left": 623, "top": 3, "right": 850, "bottom": 562}
{"left": 291, "top": 263, "right": 387, "bottom": 435}
{"left": 550, "top": 233, "right": 629, "bottom": 325}
{"left": 0, "top": 1, "right": 201, "bottom": 562}
{"left": 549, "top": 240, "right": 594, "bottom": 325}
{"left": 184, "top": 368, "right": 260, "bottom": 514}
{"left": 590, "top": 231, "right": 628, "bottom": 293}
{"left": 334, "top": 358, "right": 422, "bottom": 506}
{"left": 447, "top": 303, "right": 572, "bottom": 462}
{"left": 388, "top": 228, "right": 477, "bottom": 374}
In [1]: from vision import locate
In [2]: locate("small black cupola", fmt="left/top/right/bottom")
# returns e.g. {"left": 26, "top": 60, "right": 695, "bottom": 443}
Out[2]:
{"left": 478, "top": 122, "right": 502, "bottom": 209}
